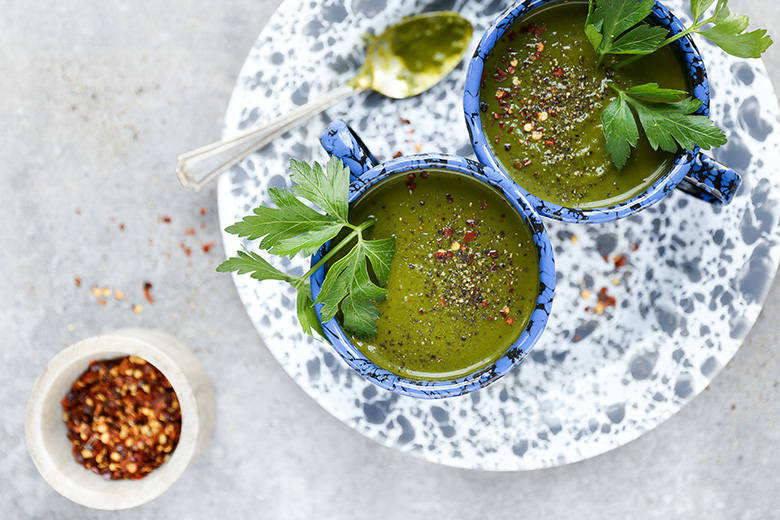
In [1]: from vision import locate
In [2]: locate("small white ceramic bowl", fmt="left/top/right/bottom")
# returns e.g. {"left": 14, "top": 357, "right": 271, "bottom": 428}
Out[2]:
{"left": 25, "top": 328, "right": 216, "bottom": 510}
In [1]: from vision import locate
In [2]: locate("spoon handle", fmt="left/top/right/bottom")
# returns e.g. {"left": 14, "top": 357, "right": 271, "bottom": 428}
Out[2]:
{"left": 176, "top": 82, "right": 359, "bottom": 191}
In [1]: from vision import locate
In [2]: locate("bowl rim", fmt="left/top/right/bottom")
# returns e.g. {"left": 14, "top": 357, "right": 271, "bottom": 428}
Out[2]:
{"left": 309, "top": 153, "right": 556, "bottom": 399}
{"left": 24, "top": 328, "right": 214, "bottom": 510}
{"left": 462, "top": 0, "right": 710, "bottom": 223}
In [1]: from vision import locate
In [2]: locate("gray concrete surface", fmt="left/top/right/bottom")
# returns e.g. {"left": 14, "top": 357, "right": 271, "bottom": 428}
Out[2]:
{"left": 2, "top": 0, "right": 779, "bottom": 518}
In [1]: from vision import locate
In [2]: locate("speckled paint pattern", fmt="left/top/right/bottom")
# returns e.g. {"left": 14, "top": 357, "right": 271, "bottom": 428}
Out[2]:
{"left": 217, "top": 0, "right": 780, "bottom": 470}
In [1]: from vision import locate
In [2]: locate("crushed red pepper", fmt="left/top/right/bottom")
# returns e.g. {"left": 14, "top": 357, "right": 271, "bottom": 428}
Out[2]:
{"left": 61, "top": 356, "right": 181, "bottom": 480}
{"left": 143, "top": 282, "right": 154, "bottom": 304}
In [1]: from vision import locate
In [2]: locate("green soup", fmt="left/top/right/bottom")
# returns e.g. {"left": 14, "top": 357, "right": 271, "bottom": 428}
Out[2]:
{"left": 342, "top": 169, "right": 540, "bottom": 380}
{"left": 479, "top": 1, "right": 689, "bottom": 208}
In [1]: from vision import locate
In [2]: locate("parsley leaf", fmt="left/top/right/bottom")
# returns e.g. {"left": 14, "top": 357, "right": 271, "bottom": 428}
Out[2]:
{"left": 601, "top": 92, "right": 638, "bottom": 171}
{"left": 315, "top": 239, "right": 392, "bottom": 340}
{"left": 602, "top": 84, "right": 727, "bottom": 169}
{"left": 215, "top": 250, "right": 296, "bottom": 283}
{"left": 690, "top": 0, "right": 718, "bottom": 22}
{"left": 587, "top": 0, "right": 664, "bottom": 62}
{"left": 697, "top": 0, "right": 773, "bottom": 59}
{"left": 218, "top": 156, "right": 396, "bottom": 341}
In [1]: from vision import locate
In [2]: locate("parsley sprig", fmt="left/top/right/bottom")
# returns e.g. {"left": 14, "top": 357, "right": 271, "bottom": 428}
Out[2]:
{"left": 217, "top": 156, "right": 396, "bottom": 341}
{"left": 585, "top": 0, "right": 771, "bottom": 169}
{"left": 602, "top": 83, "right": 727, "bottom": 169}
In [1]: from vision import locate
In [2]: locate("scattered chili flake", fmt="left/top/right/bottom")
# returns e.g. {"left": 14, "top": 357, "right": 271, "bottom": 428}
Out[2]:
{"left": 75, "top": 277, "right": 82, "bottom": 287}
{"left": 463, "top": 230, "right": 478, "bottom": 243}
{"left": 202, "top": 242, "right": 215, "bottom": 254}
{"left": 185, "top": 229, "right": 196, "bottom": 235}
{"left": 593, "top": 287, "right": 617, "bottom": 315}
{"left": 61, "top": 356, "right": 181, "bottom": 480}
{"left": 406, "top": 181, "right": 416, "bottom": 192}
{"left": 505, "top": 317, "right": 516, "bottom": 325}
{"left": 200, "top": 207, "right": 207, "bottom": 215}
{"left": 614, "top": 254, "right": 628, "bottom": 269}
{"left": 393, "top": 151, "right": 403, "bottom": 159}
{"left": 160, "top": 216, "right": 171, "bottom": 223}
{"left": 400, "top": 117, "right": 411, "bottom": 125}
{"left": 143, "top": 282, "right": 154, "bottom": 304}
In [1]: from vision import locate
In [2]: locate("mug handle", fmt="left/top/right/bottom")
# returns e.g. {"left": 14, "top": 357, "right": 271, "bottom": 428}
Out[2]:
{"left": 675, "top": 150, "right": 741, "bottom": 205}
{"left": 320, "top": 120, "right": 378, "bottom": 181}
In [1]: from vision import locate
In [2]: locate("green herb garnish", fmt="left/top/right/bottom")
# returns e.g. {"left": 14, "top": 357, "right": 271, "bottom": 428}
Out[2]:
{"left": 586, "top": 0, "right": 771, "bottom": 169}
{"left": 217, "top": 156, "right": 396, "bottom": 341}
{"left": 602, "top": 83, "right": 727, "bottom": 169}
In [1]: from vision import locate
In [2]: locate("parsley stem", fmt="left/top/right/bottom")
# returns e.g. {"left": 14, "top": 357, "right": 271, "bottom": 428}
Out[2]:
{"left": 301, "top": 219, "right": 376, "bottom": 281}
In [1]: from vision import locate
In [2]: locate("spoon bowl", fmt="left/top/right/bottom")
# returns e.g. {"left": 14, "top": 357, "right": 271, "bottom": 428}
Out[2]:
{"left": 177, "top": 11, "right": 473, "bottom": 191}
{"left": 354, "top": 12, "right": 473, "bottom": 98}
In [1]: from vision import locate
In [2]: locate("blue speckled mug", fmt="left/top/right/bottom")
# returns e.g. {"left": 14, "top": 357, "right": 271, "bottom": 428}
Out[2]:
{"left": 311, "top": 119, "right": 556, "bottom": 399}
{"left": 463, "top": 0, "right": 741, "bottom": 223}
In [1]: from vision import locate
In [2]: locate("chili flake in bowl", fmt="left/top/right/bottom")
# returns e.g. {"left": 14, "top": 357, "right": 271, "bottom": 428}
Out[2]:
{"left": 25, "top": 328, "right": 215, "bottom": 510}
{"left": 62, "top": 355, "right": 182, "bottom": 480}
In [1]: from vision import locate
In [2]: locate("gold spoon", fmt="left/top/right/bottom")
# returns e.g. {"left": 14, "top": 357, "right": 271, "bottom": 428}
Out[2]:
{"left": 176, "top": 12, "right": 473, "bottom": 191}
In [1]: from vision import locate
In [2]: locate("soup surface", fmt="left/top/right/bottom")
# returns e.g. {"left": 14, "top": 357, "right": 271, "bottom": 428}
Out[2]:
{"left": 479, "top": 1, "right": 689, "bottom": 208}
{"left": 342, "top": 168, "right": 540, "bottom": 380}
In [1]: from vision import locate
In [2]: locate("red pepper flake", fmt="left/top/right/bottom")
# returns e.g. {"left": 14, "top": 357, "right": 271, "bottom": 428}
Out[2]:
{"left": 61, "top": 356, "right": 182, "bottom": 480}
{"left": 614, "top": 254, "right": 628, "bottom": 269}
{"left": 143, "top": 282, "right": 154, "bottom": 304}
{"left": 393, "top": 151, "right": 403, "bottom": 159}
{"left": 434, "top": 250, "right": 448, "bottom": 261}
{"left": 406, "top": 181, "right": 416, "bottom": 192}
{"left": 400, "top": 117, "right": 411, "bottom": 125}
{"left": 441, "top": 226, "right": 454, "bottom": 238}
{"left": 446, "top": 193, "right": 454, "bottom": 204}
{"left": 185, "top": 229, "right": 196, "bottom": 235}
{"left": 552, "top": 67, "right": 564, "bottom": 77}
{"left": 593, "top": 287, "right": 617, "bottom": 314}
{"left": 487, "top": 250, "right": 499, "bottom": 259}
{"left": 202, "top": 242, "right": 214, "bottom": 253}
{"left": 418, "top": 308, "right": 425, "bottom": 315}
{"left": 629, "top": 243, "right": 639, "bottom": 251}
{"left": 200, "top": 207, "right": 207, "bottom": 215}
{"left": 439, "top": 299, "right": 446, "bottom": 307}
{"left": 481, "top": 300, "right": 487, "bottom": 307}
{"left": 75, "top": 277, "right": 82, "bottom": 287}
{"left": 160, "top": 216, "right": 171, "bottom": 223}
{"left": 523, "top": 158, "right": 532, "bottom": 167}
{"left": 505, "top": 317, "right": 516, "bottom": 325}
{"left": 420, "top": 170, "right": 429, "bottom": 179}
{"left": 466, "top": 219, "right": 478, "bottom": 228}
{"left": 481, "top": 201, "right": 488, "bottom": 210}
{"left": 463, "top": 230, "right": 478, "bottom": 243}
{"left": 493, "top": 68, "right": 508, "bottom": 82}
{"left": 407, "top": 173, "right": 416, "bottom": 180}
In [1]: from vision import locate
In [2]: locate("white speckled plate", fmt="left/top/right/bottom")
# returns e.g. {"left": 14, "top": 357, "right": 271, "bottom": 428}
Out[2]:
{"left": 217, "top": 0, "right": 780, "bottom": 470}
